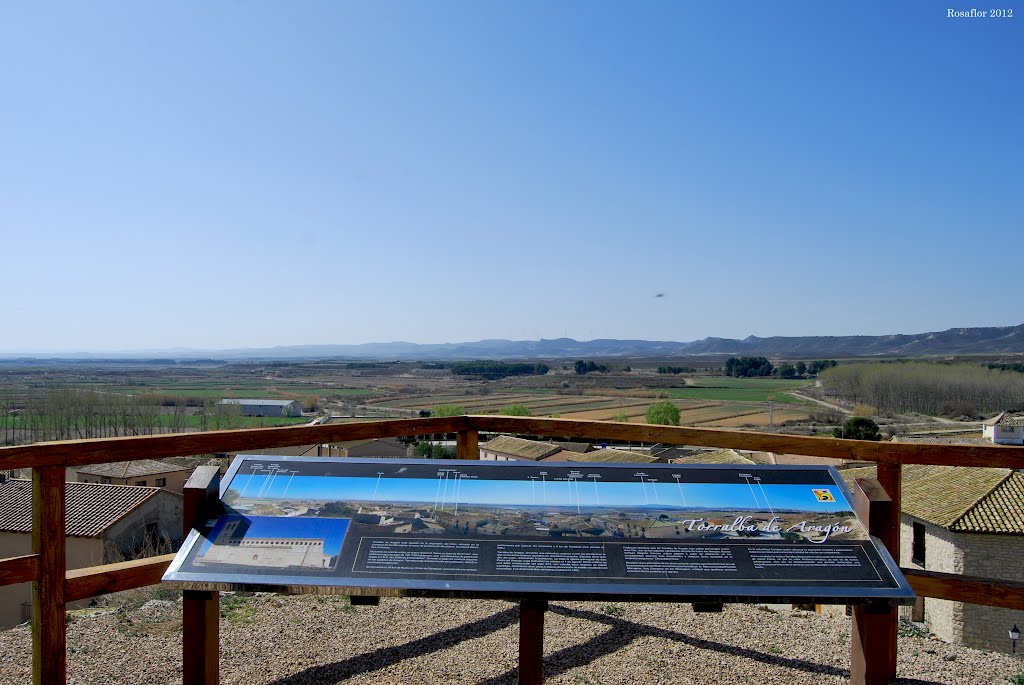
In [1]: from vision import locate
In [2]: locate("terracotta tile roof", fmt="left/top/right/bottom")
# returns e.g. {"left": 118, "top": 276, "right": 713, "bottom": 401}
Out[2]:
{"left": 0, "top": 479, "right": 163, "bottom": 538}
{"left": 544, "top": 448, "right": 658, "bottom": 463}
{"left": 650, "top": 446, "right": 702, "bottom": 460}
{"left": 77, "top": 459, "right": 186, "bottom": 479}
{"left": 668, "top": 449, "right": 754, "bottom": 466}
{"left": 769, "top": 453, "right": 846, "bottom": 466}
{"left": 841, "top": 465, "right": 1022, "bottom": 533}
{"left": 480, "top": 436, "right": 560, "bottom": 461}
{"left": 555, "top": 441, "right": 593, "bottom": 453}
{"left": 890, "top": 435, "right": 987, "bottom": 445}
{"left": 982, "top": 412, "right": 1024, "bottom": 427}
{"left": 234, "top": 445, "right": 319, "bottom": 457}
{"left": 333, "top": 438, "right": 406, "bottom": 450}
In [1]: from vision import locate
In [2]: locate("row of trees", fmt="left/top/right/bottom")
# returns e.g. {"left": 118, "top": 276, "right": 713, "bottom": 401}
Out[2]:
{"left": 988, "top": 362, "right": 1024, "bottom": 374}
{"left": 724, "top": 357, "right": 838, "bottom": 379}
{"left": 575, "top": 360, "right": 608, "bottom": 375}
{"left": 657, "top": 366, "right": 695, "bottom": 375}
{"left": 819, "top": 362, "right": 1024, "bottom": 417}
{"left": 450, "top": 361, "right": 550, "bottom": 379}
{"left": 724, "top": 357, "right": 774, "bottom": 378}
{"left": 0, "top": 389, "right": 245, "bottom": 444}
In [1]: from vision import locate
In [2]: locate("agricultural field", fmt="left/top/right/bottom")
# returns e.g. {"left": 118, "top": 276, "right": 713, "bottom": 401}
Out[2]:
{"left": 665, "top": 377, "right": 812, "bottom": 403}
{"left": 372, "top": 391, "right": 814, "bottom": 428}
{"left": 2, "top": 358, "right": 828, "bottom": 448}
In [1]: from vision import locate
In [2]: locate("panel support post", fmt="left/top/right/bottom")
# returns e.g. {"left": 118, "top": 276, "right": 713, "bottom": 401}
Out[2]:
{"left": 457, "top": 428, "right": 479, "bottom": 460}
{"left": 851, "top": 477, "right": 899, "bottom": 685}
{"left": 519, "top": 599, "right": 548, "bottom": 685}
{"left": 183, "top": 466, "right": 222, "bottom": 685}
{"left": 32, "top": 466, "right": 66, "bottom": 685}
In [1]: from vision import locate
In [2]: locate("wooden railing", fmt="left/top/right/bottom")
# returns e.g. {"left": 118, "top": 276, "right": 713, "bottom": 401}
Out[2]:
{"left": 3, "top": 415, "right": 1024, "bottom": 685}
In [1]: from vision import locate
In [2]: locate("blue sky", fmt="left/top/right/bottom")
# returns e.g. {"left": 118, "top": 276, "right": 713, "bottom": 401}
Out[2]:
{"left": 2, "top": 3, "right": 1020, "bottom": 352}
{"left": 229, "top": 474, "right": 852, "bottom": 513}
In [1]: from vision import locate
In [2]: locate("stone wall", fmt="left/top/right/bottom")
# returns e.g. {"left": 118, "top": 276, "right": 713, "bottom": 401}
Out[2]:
{"left": 954, "top": 532, "right": 1024, "bottom": 653}
{"left": 898, "top": 516, "right": 1024, "bottom": 653}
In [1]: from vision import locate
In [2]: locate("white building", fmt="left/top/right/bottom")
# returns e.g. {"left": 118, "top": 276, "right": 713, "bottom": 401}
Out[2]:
{"left": 218, "top": 399, "right": 303, "bottom": 418}
{"left": 982, "top": 412, "right": 1024, "bottom": 445}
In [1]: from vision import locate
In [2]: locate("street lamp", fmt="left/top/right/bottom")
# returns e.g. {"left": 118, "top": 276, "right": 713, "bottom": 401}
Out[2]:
{"left": 1010, "top": 624, "right": 1020, "bottom": 654}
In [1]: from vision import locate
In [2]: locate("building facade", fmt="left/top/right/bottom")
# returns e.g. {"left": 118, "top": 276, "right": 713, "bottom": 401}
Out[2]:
{"left": 982, "top": 412, "right": 1024, "bottom": 445}
{"left": 0, "top": 478, "right": 183, "bottom": 628}
{"left": 218, "top": 399, "right": 303, "bottom": 418}
{"left": 844, "top": 465, "right": 1024, "bottom": 653}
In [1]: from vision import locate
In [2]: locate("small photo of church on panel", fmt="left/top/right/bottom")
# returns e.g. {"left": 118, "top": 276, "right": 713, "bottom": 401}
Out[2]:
{"left": 195, "top": 516, "right": 347, "bottom": 571}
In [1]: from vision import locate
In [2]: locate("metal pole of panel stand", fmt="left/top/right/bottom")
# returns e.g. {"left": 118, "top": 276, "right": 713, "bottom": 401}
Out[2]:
{"left": 519, "top": 599, "right": 548, "bottom": 685}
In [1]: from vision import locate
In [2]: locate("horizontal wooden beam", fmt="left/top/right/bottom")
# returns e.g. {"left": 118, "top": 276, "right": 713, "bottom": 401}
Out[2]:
{"left": 4, "top": 415, "right": 1023, "bottom": 472}
{"left": 902, "top": 567, "right": 1024, "bottom": 610}
{"left": 468, "top": 416, "right": 1024, "bottom": 469}
{"left": 0, "top": 554, "right": 39, "bottom": 587}
{"left": 0, "top": 416, "right": 467, "bottom": 470}
{"left": 65, "top": 554, "right": 176, "bottom": 603}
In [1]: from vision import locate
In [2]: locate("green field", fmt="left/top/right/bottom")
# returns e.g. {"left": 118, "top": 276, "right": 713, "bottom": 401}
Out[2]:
{"left": 180, "top": 416, "right": 309, "bottom": 428}
{"left": 682, "top": 377, "right": 813, "bottom": 390}
{"left": 666, "top": 387, "right": 803, "bottom": 403}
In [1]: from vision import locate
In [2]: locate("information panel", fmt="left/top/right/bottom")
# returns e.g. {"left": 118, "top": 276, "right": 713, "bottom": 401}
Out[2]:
{"left": 163, "top": 457, "right": 914, "bottom": 604}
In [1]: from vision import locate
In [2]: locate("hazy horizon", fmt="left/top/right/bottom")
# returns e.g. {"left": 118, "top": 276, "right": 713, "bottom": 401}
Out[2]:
{"left": 1, "top": 321, "right": 1023, "bottom": 357}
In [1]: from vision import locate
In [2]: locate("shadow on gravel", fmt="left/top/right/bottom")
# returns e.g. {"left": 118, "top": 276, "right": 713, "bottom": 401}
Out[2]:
{"left": 473, "top": 605, "right": 851, "bottom": 685}
{"left": 266, "top": 606, "right": 520, "bottom": 685}
{"left": 264, "top": 603, "right": 942, "bottom": 685}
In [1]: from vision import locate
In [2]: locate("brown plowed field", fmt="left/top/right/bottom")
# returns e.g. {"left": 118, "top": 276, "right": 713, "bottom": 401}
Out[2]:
{"left": 703, "top": 409, "right": 812, "bottom": 427}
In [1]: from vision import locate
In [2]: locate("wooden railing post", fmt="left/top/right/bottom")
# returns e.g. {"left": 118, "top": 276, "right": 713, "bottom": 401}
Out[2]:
{"left": 851, "top": 478, "right": 899, "bottom": 685}
{"left": 874, "top": 463, "right": 902, "bottom": 556}
{"left": 32, "top": 466, "right": 66, "bottom": 685}
{"left": 457, "top": 428, "right": 479, "bottom": 460}
{"left": 182, "top": 466, "right": 221, "bottom": 685}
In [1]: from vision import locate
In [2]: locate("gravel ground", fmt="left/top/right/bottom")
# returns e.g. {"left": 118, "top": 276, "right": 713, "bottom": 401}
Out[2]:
{"left": 1, "top": 593, "right": 1021, "bottom": 685}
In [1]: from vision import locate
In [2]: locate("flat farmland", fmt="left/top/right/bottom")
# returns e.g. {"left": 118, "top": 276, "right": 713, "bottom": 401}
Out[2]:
{"left": 677, "top": 404, "right": 765, "bottom": 424}
{"left": 104, "top": 383, "right": 370, "bottom": 399}
{"left": 668, "top": 377, "right": 812, "bottom": 404}
{"left": 378, "top": 394, "right": 535, "bottom": 409}
{"left": 703, "top": 408, "right": 813, "bottom": 427}
{"left": 376, "top": 394, "right": 654, "bottom": 417}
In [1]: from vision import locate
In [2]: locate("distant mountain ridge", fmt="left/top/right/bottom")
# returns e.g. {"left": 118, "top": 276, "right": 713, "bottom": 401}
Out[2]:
{"left": 3, "top": 324, "right": 1024, "bottom": 362}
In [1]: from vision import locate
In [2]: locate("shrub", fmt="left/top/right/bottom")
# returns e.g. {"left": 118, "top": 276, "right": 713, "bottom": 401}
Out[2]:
{"left": 645, "top": 401, "right": 680, "bottom": 426}
{"left": 834, "top": 417, "right": 881, "bottom": 441}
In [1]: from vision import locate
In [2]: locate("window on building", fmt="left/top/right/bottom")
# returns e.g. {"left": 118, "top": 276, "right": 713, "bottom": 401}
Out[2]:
{"left": 100, "top": 477, "right": 111, "bottom": 485}
{"left": 155, "top": 478, "right": 166, "bottom": 487}
{"left": 912, "top": 522, "right": 926, "bottom": 565}
{"left": 142, "top": 522, "right": 162, "bottom": 551}
{"left": 135, "top": 480, "right": 147, "bottom": 486}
